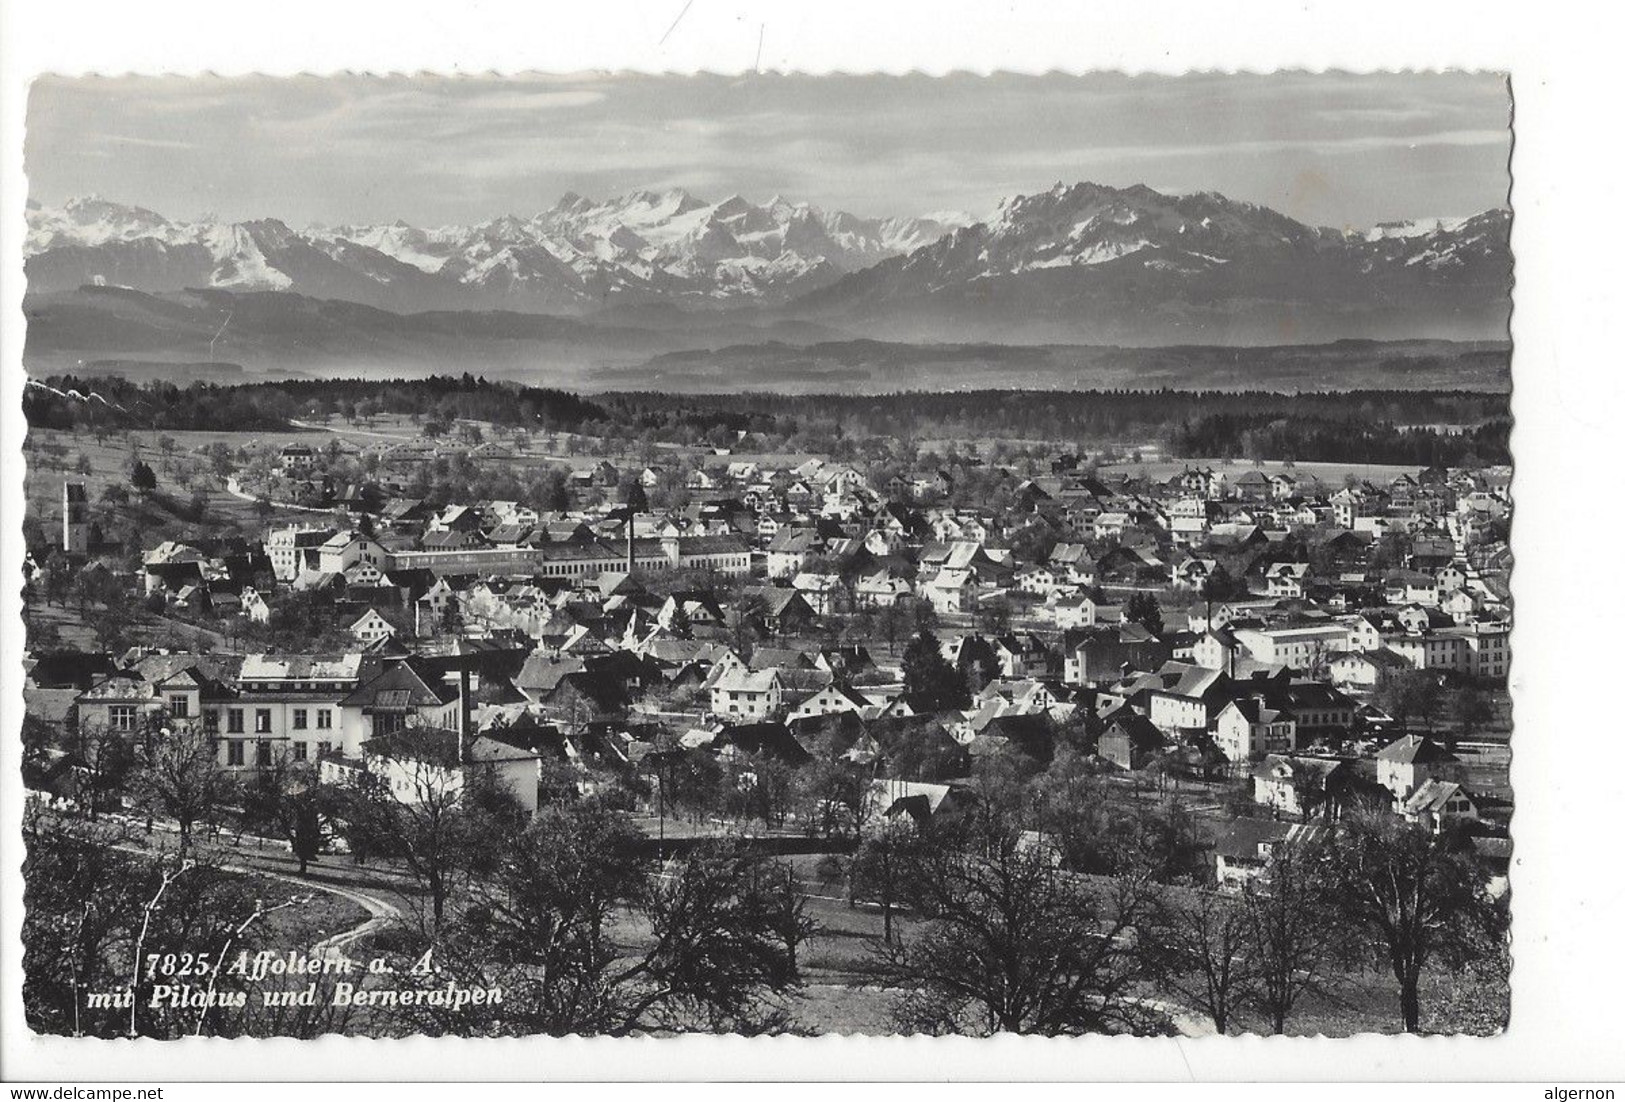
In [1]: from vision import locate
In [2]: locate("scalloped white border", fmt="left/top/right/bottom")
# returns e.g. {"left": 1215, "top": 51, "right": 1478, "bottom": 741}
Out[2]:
{"left": 0, "top": 0, "right": 1609, "bottom": 1084}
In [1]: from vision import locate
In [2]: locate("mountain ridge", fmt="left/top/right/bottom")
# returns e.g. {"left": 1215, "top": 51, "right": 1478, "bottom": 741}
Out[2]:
{"left": 25, "top": 189, "right": 964, "bottom": 314}
{"left": 25, "top": 181, "right": 1512, "bottom": 347}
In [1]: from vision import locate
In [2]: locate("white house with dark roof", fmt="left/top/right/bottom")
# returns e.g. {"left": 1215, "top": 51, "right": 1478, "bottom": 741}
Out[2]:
{"left": 710, "top": 668, "right": 782, "bottom": 721}
{"left": 348, "top": 608, "right": 398, "bottom": 645}
{"left": 1214, "top": 697, "right": 1298, "bottom": 763}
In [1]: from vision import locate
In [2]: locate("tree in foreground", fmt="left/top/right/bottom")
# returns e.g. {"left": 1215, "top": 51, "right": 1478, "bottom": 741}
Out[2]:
{"left": 392, "top": 803, "right": 814, "bottom": 1036}
{"left": 329, "top": 729, "right": 513, "bottom": 933}
{"left": 878, "top": 836, "right": 1170, "bottom": 1036}
{"left": 128, "top": 719, "right": 228, "bottom": 860}
{"left": 847, "top": 822, "right": 936, "bottom": 945}
{"left": 21, "top": 805, "right": 339, "bottom": 1038}
{"left": 241, "top": 753, "right": 333, "bottom": 875}
{"left": 1321, "top": 806, "right": 1502, "bottom": 1033}
{"left": 1240, "top": 838, "right": 1344, "bottom": 1035}
{"left": 1144, "top": 886, "right": 1257, "bottom": 1035}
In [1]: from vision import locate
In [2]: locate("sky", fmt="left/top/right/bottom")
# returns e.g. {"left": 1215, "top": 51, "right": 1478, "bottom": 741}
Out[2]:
{"left": 25, "top": 71, "right": 1511, "bottom": 230}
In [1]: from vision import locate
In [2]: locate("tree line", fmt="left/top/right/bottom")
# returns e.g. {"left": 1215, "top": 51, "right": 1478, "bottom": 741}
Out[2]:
{"left": 1168, "top": 412, "right": 1512, "bottom": 467}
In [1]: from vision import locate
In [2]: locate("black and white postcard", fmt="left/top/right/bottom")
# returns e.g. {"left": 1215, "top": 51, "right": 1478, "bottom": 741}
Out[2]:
{"left": 0, "top": 0, "right": 1618, "bottom": 1088}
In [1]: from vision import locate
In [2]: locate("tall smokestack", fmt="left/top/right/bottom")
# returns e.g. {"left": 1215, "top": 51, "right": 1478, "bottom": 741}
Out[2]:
{"left": 627, "top": 511, "right": 636, "bottom": 573}
{"left": 458, "top": 665, "right": 472, "bottom": 764}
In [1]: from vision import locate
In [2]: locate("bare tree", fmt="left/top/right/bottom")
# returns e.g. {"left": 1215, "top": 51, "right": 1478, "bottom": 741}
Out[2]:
{"left": 329, "top": 727, "right": 512, "bottom": 933}
{"left": 128, "top": 720, "right": 228, "bottom": 860}
{"left": 1241, "top": 838, "right": 1343, "bottom": 1035}
{"left": 64, "top": 719, "right": 135, "bottom": 820}
{"left": 388, "top": 806, "right": 813, "bottom": 1036}
{"left": 1321, "top": 805, "right": 1500, "bottom": 1032}
{"left": 1145, "top": 886, "right": 1257, "bottom": 1035}
{"left": 241, "top": 752, "right": 332, "bottom": 874}
{"left": 879, "top": 837, "right": 1170, "bottom": 1036}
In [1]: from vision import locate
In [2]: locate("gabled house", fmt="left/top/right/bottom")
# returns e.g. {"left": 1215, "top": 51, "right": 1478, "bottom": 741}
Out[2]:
{"left": 1401, "top": 779, "right": 1480, "bottom": 834}
{"left": 1214, "top": 696, "right": 1297, "bottom": 763}
{"left": 1375, "top": 734, "right": 1460, "bottom": 804}
{"left": 347, "top": 608, "right": 398, "bottom": 645}
{"left": 710, "top": 668, "right": 783, "bottom": 722}
{"left": 1252, "top": 754, "right": 1353, "bottom": 818}
{"left": 1098, "top": 713, "right": 1170, "bottom": 772}
{"left": 1212, "top": 820, "right": 1328, "bottom": 892}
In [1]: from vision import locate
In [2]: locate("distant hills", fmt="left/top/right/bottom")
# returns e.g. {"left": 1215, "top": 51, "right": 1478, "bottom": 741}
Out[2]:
{"left": 23, "top": 180, "right": 1513, "bottom": 385}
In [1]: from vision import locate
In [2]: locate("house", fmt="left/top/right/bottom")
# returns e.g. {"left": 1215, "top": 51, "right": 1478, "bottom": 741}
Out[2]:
{"left": 342, "top": 657, "right": 462, "bottom": 745}
{"left": 1233, "top": 470, "right": 1272, "bottom": 501}
{"left": 737, "top": 587, "right": 817, "bottom": 636}
{"left": 1214, "top": 697, "right": 1297, "bottom": 763}
{"left": 766, "top": 530, "right": 818, "bottom": 579}
{"left": 329, "top": 726, "right": 544, "bottom": 815}
{"left": 1063, "top": 624, "right": 1169, "bottom": 687}
{"left": 279, "top": 444, "right": 316, "bottom": 471}
{"left": 855, "top": 571, "right": 912, "bottom": 609}
{"left": 1328, "top": 648, "right": 1412, "bottom": 690}
{"left": 714, "top": 723, "right": 812, "bottom": 766}
{"left": 1383, "top": 631, "right": 1467, "bottom": 673}
{"left": 316, "top": 531, "right": 387, "bottom": 576}
{"left": 1191, "top": 628, "right": 1244, "bottom": 674}
{"left": 1375, "top": 734, "right": 1460, "bottom": 803}
{"left": 1015, "top": 564, "right": 1058, "bottom": 596}
{"left": 1051, "top": 593, "right": 1121, "bottom": 631}
{"left": 233, "top": 585, "right": 270, "bottom": 625}
{"left": 922, "top": 568, "right": 977, "bottom": 615}
{"left": 1231, "top": 623, "right": 1350, "bottom": 671}
{"left": 1263, "top": 562, "right": 1310, "bottom": 599}
{"left": 1048, "top": 543, "right": 1096, "bottom": 585}
{"left": 1171, "top": 557, "right": 1218, "bottom": 591}
{"left": 1401, "top": 779, "right": 1480, "bottom": 834}
{"left": 787, "top": 684, "right": 872, "bottom": 724}
{"left": 75, "top": 671, "right": 174, "bottom": 737}
{"left": 266, "top": 525, "right": 338, "bottom": 582}
{"left": 1145, "top": 663, "right": 1231, "bottom": 734}
{"left": 1212, "top": 819, "right": 1327, "bottom": 892}
{"left": 710, "top": 668, "right": 783, "bottom": 722}
{"left": 791, "top": 572, "right": 844, "bottom": 615}
{"left": 1330, "top": 488, "right": 1364, "bottom": 529}
{"left": 1097, "top": 712, "right": 1169, "bottom": 772}
{"left": 1252, "top": 754, "right": 1352, "bottom": 818}
{"left": 1277, "top": 682, "right": 1356, "bottom": 740}
{"left": 867, "top": 778, "right": 976, "bottom": 831}
{"left": 347, "top": 609, "right": 398, "bottom": 645}
{"left": 212, "top": 653, "right": 370, "bottom": 768}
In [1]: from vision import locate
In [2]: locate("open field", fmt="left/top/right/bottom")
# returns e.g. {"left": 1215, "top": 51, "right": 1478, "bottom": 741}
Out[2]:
{"left": 24, "top": 426, "right": 326, "bottom": 544}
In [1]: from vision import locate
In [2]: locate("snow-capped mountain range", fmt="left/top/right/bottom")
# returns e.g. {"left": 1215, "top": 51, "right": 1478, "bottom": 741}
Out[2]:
{"left": 24, "top": 191, "right": 966, "bottom": 313}
{"left": 794, "top": 182, "right": 1512, "bottom": 343}
{"left": 24, "top": 181, "right": 1511, "bottom": 347}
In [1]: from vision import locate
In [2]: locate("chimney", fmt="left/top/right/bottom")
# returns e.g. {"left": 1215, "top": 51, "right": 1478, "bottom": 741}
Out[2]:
{"left": 626, "top": 512, "right": 636, "bottom": 573}
{"left": 458, "top": 665, "right": 472, "bottom": 764}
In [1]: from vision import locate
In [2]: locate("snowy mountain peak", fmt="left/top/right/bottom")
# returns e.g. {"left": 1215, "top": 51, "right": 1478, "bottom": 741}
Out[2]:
{"left": 24, "top": 187, "right": 961, "bottom": 311}
{"left": 24, "top": 183, "right": 1508, "bottom": 341}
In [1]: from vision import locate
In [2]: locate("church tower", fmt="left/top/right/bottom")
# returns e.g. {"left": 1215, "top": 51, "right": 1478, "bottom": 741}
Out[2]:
{"left": 63, "top": 480, "right": 90, "bottom": 555}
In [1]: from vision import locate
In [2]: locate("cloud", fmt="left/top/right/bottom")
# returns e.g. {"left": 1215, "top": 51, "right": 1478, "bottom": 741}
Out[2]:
{"left": 24, "top": 72, "right": 1512, "bottom": 229}
{"left": 96, "top": 134, "right": 195, "bottom": 150}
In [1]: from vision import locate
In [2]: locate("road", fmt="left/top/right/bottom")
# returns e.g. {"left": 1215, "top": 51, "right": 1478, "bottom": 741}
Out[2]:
{"left": 223, "top": 475, "right": 335, "bottom": 515}
{"left": 84, "top": 807, "right": 409, "bottom": 955}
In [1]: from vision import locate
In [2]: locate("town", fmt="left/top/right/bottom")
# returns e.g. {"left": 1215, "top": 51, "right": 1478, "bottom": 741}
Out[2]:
{"left": 20, "top": 377, "right": 1514, "bottom": 1038}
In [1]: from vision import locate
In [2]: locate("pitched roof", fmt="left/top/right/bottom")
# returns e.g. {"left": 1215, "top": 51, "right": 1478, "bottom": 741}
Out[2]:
{"left": 713, "top": 667, "right": 780, "bottom": 694}
{"left": 1375, "top": 733, "right": 1457, "bottom": 765}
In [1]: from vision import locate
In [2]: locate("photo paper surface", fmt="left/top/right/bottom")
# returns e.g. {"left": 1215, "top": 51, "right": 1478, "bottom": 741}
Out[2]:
{"left": 12, "top": 66, "right": 1513, "bottom": 1046}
